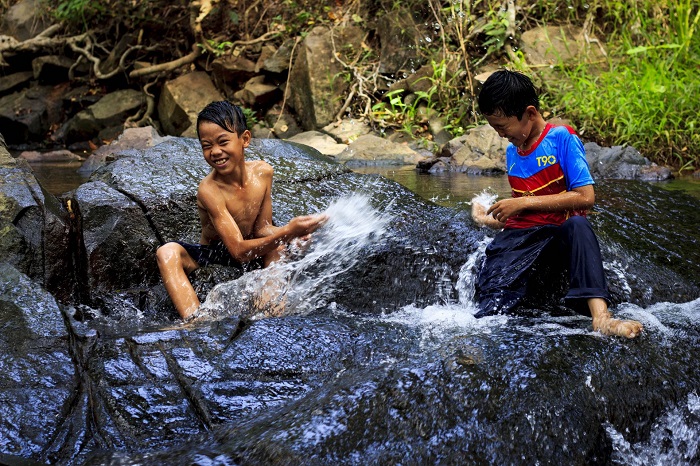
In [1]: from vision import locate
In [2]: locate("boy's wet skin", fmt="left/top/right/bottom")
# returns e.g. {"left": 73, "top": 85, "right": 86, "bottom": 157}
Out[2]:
{"left": 156, "top": 101, "right": 327, "bottom": 320}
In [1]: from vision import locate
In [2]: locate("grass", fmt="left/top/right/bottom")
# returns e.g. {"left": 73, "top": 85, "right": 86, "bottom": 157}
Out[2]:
{"left": 541, "top": 0, "right": 700, "bottom": 172}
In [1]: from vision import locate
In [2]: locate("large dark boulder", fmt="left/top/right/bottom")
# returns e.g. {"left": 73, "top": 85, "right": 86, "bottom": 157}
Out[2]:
{"left": 0, "top": 262, "right": 74, "bottom": 463}
{"left": 0, "top": 135, "right": 72, "bottom": 300}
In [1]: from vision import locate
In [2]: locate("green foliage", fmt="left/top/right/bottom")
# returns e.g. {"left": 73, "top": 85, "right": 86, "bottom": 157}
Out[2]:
{"left": 44, "top": 0, "right": 161, "bottom": 32}
{"left": 51, "top": 0, "right": 101, "bottom": 26}
{"left": 542, "top": 0, "right": 700, "bottom": 172}
{"left": 241, "top": 107, "right": 259, "bottom": 127}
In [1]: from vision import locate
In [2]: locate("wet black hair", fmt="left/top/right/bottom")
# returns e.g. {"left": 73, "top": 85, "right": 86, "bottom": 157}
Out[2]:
{"left": 477, "top": 69, "right": 539, "bottom": 119}
{"left": 196, "top": 100, "right": 248, "bottom": 138}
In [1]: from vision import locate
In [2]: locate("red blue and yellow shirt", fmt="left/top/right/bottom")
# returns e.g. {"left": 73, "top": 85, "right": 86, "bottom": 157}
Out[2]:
{"left": 504, "top": 123, "right": 594, "bottom": 229}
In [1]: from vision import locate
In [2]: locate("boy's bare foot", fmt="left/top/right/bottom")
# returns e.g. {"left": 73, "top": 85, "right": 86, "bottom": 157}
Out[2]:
{"left": 588, "top": 297, "right": 643, "bottom": 338}
{"left": 592, "top": 315, "right": 643, "bottom": 339}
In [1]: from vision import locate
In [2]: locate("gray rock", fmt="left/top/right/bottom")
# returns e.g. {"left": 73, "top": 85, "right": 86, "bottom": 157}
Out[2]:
{"left": 210, "top": 55, "right": 257, "bottom": 99}
{"left": 264, "top": 110, "right": 302, "bottom": 139}
{"left": 233, "top": 75, "right": 281, "bottom": 108}
{"left": 262, "top": 39, "right": 295, "bottom": 73}
{"left": 157, "top": 72, "right": 223, "bottom": 137}
{"left": 337, "top": 133, "right": 425, "bottom": 166}
{"left": 288, "top": 25, "right": 363, "bottom": 130}
{"left": 520, "top": 25, "right": 607, "bottom": 67}
{"left": 61, "top": 89, "right": 146, "bottom": 144}
{"left": 0, "top": 0, "right": 50, "bottom": 41}
{"left": 78, "top": 125, "right": 172, "bottom": 176}
{"left": 585, "top": 142, "right": 672, "bottom": 180}
{"left": 287, "top": 131, "right": 348, "bottom": 156}
{"left": 439, "top": 124, "right": 507, "bottom": 174}
{"left": 0, "top": 87, "right": 51, "bottom": 144}
{"left": 0, "top": 262, "right": 74, "bottom": 459}
{"left": 73, "top": 180, "right": 161, "bottom": 302}
{"left": 32, "top": 55, "right": 74, "bottom": 83}
{"left": 321, "top": 118, "right": 372, "bottom": 144}
{"left": 0, "top": 150, "right": 72, "bottom": 299}
{"left": 0, "top": 70, "right": 33, "bottom": 95}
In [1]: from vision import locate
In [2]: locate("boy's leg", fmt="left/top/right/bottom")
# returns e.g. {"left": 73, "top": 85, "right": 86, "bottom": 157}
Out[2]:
{"left": 475, "top": 227, "right": 556, "bottom": 317}
{"left": 156, "top": 242, "right": 200, "bottom": 319}
{"left": 558, "top": 217, "right": 643, "bottom": 338}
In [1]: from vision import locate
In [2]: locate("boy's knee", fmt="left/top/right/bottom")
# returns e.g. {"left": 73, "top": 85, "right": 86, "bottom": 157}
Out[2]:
{"left": 561, "top": 215, "right": 594, "bottom": 236}
{"left": 156, "top": 242, "right": 180, "bottom": 265}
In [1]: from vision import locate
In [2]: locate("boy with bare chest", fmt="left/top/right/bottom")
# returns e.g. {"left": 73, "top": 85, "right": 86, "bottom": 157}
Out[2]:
{"left": 157, "top": 101, "right": 327, "bottom": 319}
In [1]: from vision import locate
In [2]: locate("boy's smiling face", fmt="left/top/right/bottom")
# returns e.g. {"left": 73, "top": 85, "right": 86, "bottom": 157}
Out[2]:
{"left": 484, "top": 106, "right": 539, "bottom": 150}
{"left": 198, "top": 120, "right": 251, "bottom": 174}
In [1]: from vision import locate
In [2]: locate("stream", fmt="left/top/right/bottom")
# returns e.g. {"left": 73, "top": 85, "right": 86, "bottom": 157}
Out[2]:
{"left": 4, "top": 142, "right": 700, "bottom": 466}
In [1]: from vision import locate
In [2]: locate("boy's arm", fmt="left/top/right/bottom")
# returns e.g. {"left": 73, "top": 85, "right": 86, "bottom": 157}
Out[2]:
{"left": 198, "top": 179, "right": 325, "bottom": 263}
{"left": 251, "top": 165, "right": 281, "bottom": 238}
{"left": 486, "top": 184, "right": 595, "bottom": 223}
{"left": 251, "top": 165, "right": 325, "bottom": 241}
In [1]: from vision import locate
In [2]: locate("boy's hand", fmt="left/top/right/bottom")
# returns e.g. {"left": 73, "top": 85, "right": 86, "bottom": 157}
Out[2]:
{"left": 472, "top": 202, "right": 505, "bottom": 229}
{"left": 487, "top": 198, "right": 523, "bottom": 223}
{"left": 288, "top": 213, "right": 328, "bottom": 237}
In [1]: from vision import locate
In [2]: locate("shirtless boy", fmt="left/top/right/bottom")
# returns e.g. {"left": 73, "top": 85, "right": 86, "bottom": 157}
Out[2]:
{"left": 156, "top": 101, "right": 327, "bottom": 319}
{"left": 472, "top": 70, "right": 643, "bottom": 338}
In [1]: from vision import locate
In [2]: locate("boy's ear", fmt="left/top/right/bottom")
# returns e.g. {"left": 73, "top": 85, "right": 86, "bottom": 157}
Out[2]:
{"left": 241, "top": 129, "right": 252, "bottom": 147}
{"left": 524, "top": 105, "right": 539, "bottom": 121}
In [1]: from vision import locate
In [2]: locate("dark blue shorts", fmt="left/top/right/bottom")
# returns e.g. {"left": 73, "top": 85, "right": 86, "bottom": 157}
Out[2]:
{"left": 475, "top": 216, "right": 610, "bottom": 317}
{"left": 176, "top": 240, "right": 264, "bottom": 272}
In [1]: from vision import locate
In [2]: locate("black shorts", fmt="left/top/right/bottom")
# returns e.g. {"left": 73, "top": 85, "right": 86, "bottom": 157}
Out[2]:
{"left": 176, "top": 240, "right": 264, "bottom": 271}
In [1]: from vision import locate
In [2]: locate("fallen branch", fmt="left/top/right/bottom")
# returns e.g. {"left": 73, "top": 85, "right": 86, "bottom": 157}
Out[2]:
{"left": 0, "top": 24, "right": 68, "bottom": 64}
{"left": 128, "top": 44, "right": 202, "bottom": 78}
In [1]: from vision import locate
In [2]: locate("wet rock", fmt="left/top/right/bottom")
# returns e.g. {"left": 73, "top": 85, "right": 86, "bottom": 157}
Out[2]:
{"left": 0, "top": 262, "right": 74, "bottom": 460}
{"left": 158, "top": 71, "right": 223, "bottom": 137}
{"left": 0, "top": 147, "right": 72, "bottom": 298}
{"left": 71, "top": 180, "right": 161, "bottom": 306}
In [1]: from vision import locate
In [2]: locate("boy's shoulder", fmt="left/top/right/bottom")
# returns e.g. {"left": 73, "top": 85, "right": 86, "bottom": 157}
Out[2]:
{"left": 547, "top": 123, "right": 578, "bottom": 137}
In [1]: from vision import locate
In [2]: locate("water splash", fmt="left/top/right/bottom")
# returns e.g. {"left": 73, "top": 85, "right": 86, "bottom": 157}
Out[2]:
{"left": 469, "top": 189, "right": 499, "bottom": 211}
{"left": 607, "top": 391, "right": 700, "bottom": 465}
{"left": 199, "top": 194, "right": 393, "bottom": 319}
